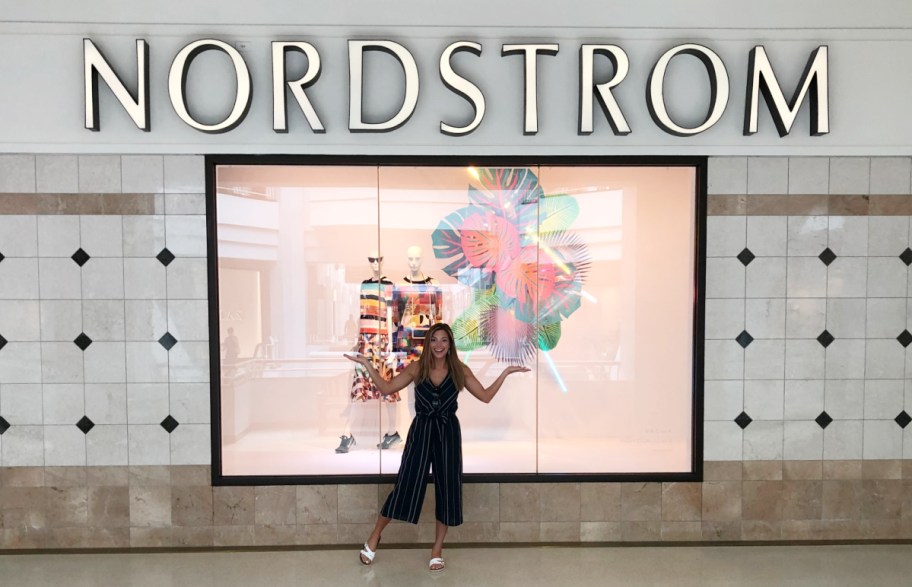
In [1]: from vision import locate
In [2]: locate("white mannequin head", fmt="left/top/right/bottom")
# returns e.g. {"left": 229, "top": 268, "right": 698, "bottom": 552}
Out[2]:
{"left": 407, "top": 245, "right": 423, "bottom": 277}
{"left": 368, "top": 249, "right": 383, "bottom": 277}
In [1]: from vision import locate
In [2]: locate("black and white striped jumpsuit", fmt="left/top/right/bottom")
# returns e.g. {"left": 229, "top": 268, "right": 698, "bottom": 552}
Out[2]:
{"left": 380, "top": 372, "right": 463, "bottom": 526}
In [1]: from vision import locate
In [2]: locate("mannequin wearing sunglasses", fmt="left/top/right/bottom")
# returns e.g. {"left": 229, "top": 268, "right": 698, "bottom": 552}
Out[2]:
{"left": 337, "top": 250, "right": 401, "bottom": 453}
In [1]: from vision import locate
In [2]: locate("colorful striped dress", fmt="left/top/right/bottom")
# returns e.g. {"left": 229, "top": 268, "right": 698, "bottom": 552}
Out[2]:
{"left": 350, "top": 277, "right": 401, "bottom": 402}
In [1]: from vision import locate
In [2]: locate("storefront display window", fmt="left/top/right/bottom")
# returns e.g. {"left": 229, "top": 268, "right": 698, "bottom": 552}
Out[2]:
{"left": 210, "top": 158, "right": 703, "bottom": 481}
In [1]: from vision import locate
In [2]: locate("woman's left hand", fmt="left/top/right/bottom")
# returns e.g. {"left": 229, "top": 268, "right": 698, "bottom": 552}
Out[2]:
{"left": 504, "top": 365, "right": 531, "bottom": 376}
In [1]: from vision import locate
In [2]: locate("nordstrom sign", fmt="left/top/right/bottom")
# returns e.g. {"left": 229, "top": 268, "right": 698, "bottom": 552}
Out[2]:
{"left": 84, "top": 38, "right": 829, "bottom": 137}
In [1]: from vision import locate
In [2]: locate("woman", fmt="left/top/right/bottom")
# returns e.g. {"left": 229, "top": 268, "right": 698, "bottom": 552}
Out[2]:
{"left": 344, "top": 322, "right": 529, "bottom": 572}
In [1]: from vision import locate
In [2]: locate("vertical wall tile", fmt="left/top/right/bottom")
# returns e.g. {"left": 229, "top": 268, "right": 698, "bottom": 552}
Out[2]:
{"left": 784, "top": 421, "right": 823, "bottom": 460}
{"left": 123, "top": 259, "right": 166, "bottom": 300}
{"left": 825, "top": 340, "right": 866, "bottom": 379}
{"left": 785, "top": 298, "right": 826, "bottom": 338}
{"left": 124, "top": 300, "right": 167, "bottom": 341}
{"left": 827, "top": 257, "right": 867, "bottom": 298}
{"left": 744, "top": 380, "right": 784, "bottom": 420}
{"left": 127, "top": 383, "right": 169, "bottom": 425}
{"left": 0, "top": 155, "right": 36, "bottom": 192}
{"left": 122, "top": 216, "right": 166, "bottom": 257}
{"left": 746, "top": 298, "right": 786, "bottom": 338}
{"left": 78, "top": 156, "right": 121, "bottom": 193}
{"left": 705, "top": 299, "right": 745, "bottom": 339}
{"left": 84, "top": 383, "right": 127, "bottom": 424}
{"left": 787, "top": 216, "right": 828, "bottom": 256}
{"left": 165, "top": 193, "right": 206, "bottom": 215}
{"left": 827, "top": 216, "right": 868, "bottom": 257}
{"left": 40, "top": 343, "right": 84, "bottom": 383}
{"left": 0, "top": 215, "right": 38, "bottom": 256}
{"left": 1, "top": 425, "right": 44, "bottom": 466}
{"left": 825, "top": 380, "right": 865, "bottom": 420}
{"left": 706, "top": 216, "right": 746, "bottom": 257}
{"left": 37, "top": 216, "right": 80, "bottom": 257}
{"left": 747, "top": 257, "right": 787, "bottom": 298}
{"left": 787, "top": 257, "right": 827, "bottom": 298}
{"left": 748, "top": 157, "right": 788, "bottom": 195}
{"left": 703, "top": 421, "right": 744, "bottom": 460}
{"left": 704, "top": 340, "right": 744, "bottom": 380}
{"left": 743, "top": 421, "right": 784, "bottom": 460}
{"left": 170, "top": 424, "right": 210, "bottom": 465}
{"left": 862, "top": 421, "right": 902, "bottom": 459}
{"left": 80, "top": 216, "right": 124, "bottom": 257}
{"left": 84, "top": 342, "right": 127, "bottom": 383}
{"left": 44, "top": 425, "right": 87, "bottom": 466}
{"left": 706, "top": 258, "right": 745, "bottom": 298}
{"left": 121, "top": 156, "right": 164, "bottom": 194}
{"left": 865, "top": 339, "right": 905, "bottom": 378}
{"left": 784, "top": 340, "right": 824, "bottom": 379}
{"left": 784, "top": 380, "right": 824, "bottom": 419}
{"left": 82, "top": 259, "right": 124, "bottom": 300}
{"left": 82, "top": 300, "right": 125, "bottom": 341}
{"left": 744, "top": 340, "right": 785, "bottom": 380}
{"left": 826, "top": 298, "right": 866, "bottom": 339}
{"left": 166, "top": 300, "right": 209, "bottom": 341}
{"left": 35, "top": 155, "right": 78, "bottom": 193}
{"left": 866, "top": 298, "right": 906, "bottom": 338}
{"left": 42, "top": 383, "right": 84, "bottom": 424}
{"left": 747, "top": 216, "right": 787, "bottom": 256}
{"left": 829, "top": 158, "right": 870, "bottom": 195}
{"left": 39, "top": 300, "right": 82, "bottom": 341}
{"left": 38, "top": 258, "right": 81, "bottom": 300}
{"left": 823, "top": 421, "right": 864, "bottom": 460}
{"left": 0, "top": 258, "right": 39, "bottom": 300}
{"left": 125, "top": 343, "right": 169, "bottom": 383}
{"left": 169, "top": 383, "right": 210, "bottom": 424}
{"left": 166, "top": 258, "right": 208, "bottom": 299}
{"left": 788, "top": 157, "right": 829, "bottom": 195}
{"left": 864, "top": 380, "right": 904, "bottom": 419}
{"left": 1, "top": 384, "right": 43, "bottom": 424}
{"left": 868, "top": 217, "right": 909, "bottom": 256}
{"left": 164, "top": 156, "right": 205, "bottom": 193}
{"left": 128, "top": 425, "right": 171, "bottom": 465}
{"left": 168, "top": 342, "right": 210, "bottom": 383}
{"left": 0, "top": 300, "right": 40, "bottom": 340}
{"left": 704, "top": 381, "right": 743, "bottom": 420}
{"left": 0, "top": 342, "right": 42, "bottom": 383}
{"left": 86, "top": 425, "right": 129, "bottom": 466}
{"left": 869, "top": 157, "right": 911, "bottom": 194}
{"left": 164, "top": 216, "right": 207, "bottom": 257}
{"left": 866, "top": 258, "right": 907, "bottom": 297}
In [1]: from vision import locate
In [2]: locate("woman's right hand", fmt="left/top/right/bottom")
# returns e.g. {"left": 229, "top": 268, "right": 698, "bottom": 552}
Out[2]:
{"left": 344, "top": 352, "right": 368, "bottom": 366}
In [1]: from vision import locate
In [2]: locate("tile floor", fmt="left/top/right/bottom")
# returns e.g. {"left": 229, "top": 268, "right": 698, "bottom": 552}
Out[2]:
{"left": 2, "top": 544, "right": 912, "bottom": 586}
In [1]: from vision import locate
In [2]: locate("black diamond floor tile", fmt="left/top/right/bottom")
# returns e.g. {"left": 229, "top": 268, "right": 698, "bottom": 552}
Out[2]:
{"left": 900, "top": 248, "right": 912, "bottom": 266}
{"left": 76, "top": 415, "right": 95, "bottom": 434}
{"left": 896, "top": 411, "right": 912, "bottom": 429}
{"left": 0, "top": 416, "right": 9, "bottom": 435}
{"left": 71, "top": 248, "right": 91, "bottom": 267}
{"left": 817, "top": 330, "right": 835, "bottom": 348}
{"left": 156, "top": 248, "right": 175, "bottom": 267}
{"left": 735, "top": 331, "right": 754, "bottom": 348}
{"left": 161, "top": 415, "right": 179, "bottom": 433}
{"left": 734, "top": 412, "right": 752, "bottom": 429}
{"left": 159, "top": 332, "right": 178, "bottom": 350}
{"left": 74, "top": 333, "right": 93, "bottom": 351}
{"left": 737, "top": 248, "right": 755, "bottom": 266}
{"left": 0, "top": 251, "right": 5, "bottom": 263}
{"left": 818, "top": 248, "right": 837, "bottom": 266}
{"left": 898, "top": 330, "right": 912, "bottom": 348}
{"left": 0, "top": 333, "right": 7, "bottom": 351}
{"left": 815, "top": 411, "right": 833, "bottom": 429}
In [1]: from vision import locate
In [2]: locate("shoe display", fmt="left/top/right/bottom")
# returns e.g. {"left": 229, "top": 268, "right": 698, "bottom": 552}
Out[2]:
{"left": 335, "top": 435, "right": 356, "bottom": 453}
{"left": 378, "top": 431, "right": 401, "bottom": 450}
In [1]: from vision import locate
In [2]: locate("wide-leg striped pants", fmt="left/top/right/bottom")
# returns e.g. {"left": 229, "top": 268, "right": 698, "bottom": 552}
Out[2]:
{"left": 380, "top": 414, "right": 463, "bottom": 526}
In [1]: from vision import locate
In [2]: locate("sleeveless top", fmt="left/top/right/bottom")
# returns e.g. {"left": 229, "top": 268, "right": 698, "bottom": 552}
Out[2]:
{"left": 414, "top": 371, "right": 459, "bottom": 423}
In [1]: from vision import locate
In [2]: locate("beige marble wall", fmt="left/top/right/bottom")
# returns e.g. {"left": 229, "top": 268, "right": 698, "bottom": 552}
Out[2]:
{"left": 2, "top": 462, "right": 911, "bottom": 549}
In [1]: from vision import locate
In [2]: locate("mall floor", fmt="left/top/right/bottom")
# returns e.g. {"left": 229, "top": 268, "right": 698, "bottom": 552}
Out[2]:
{"left": 2, "top": 544, "right": 912, "bottom": 586}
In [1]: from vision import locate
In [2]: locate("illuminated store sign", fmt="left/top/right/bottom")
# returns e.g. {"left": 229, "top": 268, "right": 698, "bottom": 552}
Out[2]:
{"left": 84, "top": 38, "right": 828, "bottom": 137}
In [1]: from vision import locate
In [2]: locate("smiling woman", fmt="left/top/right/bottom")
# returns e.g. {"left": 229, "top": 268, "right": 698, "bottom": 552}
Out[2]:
{"left": 210, "top": 157, "right": 702, "bottom": 483}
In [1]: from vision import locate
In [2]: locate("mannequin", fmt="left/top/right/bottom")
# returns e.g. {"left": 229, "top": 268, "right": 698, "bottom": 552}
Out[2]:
{"left": 385, "top": 245, "right": 443, "bottom": 449}
{"left": 337, "top": 250, "right": 401, "bottom": 453}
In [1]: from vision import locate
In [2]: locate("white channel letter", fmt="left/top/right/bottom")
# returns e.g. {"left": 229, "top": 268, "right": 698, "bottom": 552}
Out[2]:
{"left": 272, "top": 42, "right": 325, "bottom": 133}
{"left": 502, "top": 44, "right": 559, "bottom": 135}
{"left": 439, "top": 41, "right": 485, "bottom": 136}
{"left": 744, "top": 45, "right": 829, "bottom": 137}
{"left": 647, "top": 44, "right": 730, "bottom": 137}
{"left": 349, "top": 40, "right": 419, "bottom": 132}
{"left": 579, "top": 44, "right": 630, "bottom": 135}
{"left": 84, "top": 39, "right": 149, "bottom": 131}
{"left": 168, "top": 39, "right": 252, "bottom": 134}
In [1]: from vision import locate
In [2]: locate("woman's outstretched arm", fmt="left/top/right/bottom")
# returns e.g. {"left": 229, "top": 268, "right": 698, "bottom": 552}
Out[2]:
{"left": 462, "top": 364, "right": 530, "bottom": 404}
{"left": 344, "top": 354, "right": 417, "bottom": 395}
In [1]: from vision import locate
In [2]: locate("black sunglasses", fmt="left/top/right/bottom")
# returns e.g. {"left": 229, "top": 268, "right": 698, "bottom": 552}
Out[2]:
{"left": 368, "top": 256, "right": 383, "bottom": 263}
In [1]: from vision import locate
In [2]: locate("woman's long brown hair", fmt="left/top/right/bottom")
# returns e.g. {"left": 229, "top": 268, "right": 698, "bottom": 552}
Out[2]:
{"left": 415, "top": 323, "right": 465, "bottom": 391}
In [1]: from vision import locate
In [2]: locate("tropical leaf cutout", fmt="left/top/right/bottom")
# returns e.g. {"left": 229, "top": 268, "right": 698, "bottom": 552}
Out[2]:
{"left": 481, "top": 305, "right": 537, "bottom": 365}
{"left": 538, "top": 321, "right": 562, "bottom": 351}
{"left": 451, "top": 287, "right": 498, "bottom": 351}
{"left": 538, "top": 193, "right": 579, "bottom": 235}
{"left": 468, "top": 168, "right": 542, "bottom": 213}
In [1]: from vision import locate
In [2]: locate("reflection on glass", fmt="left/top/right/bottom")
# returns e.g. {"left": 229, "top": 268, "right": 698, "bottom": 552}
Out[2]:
{"left": 215, "top": 163, "right": 697, "bottom": 478}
